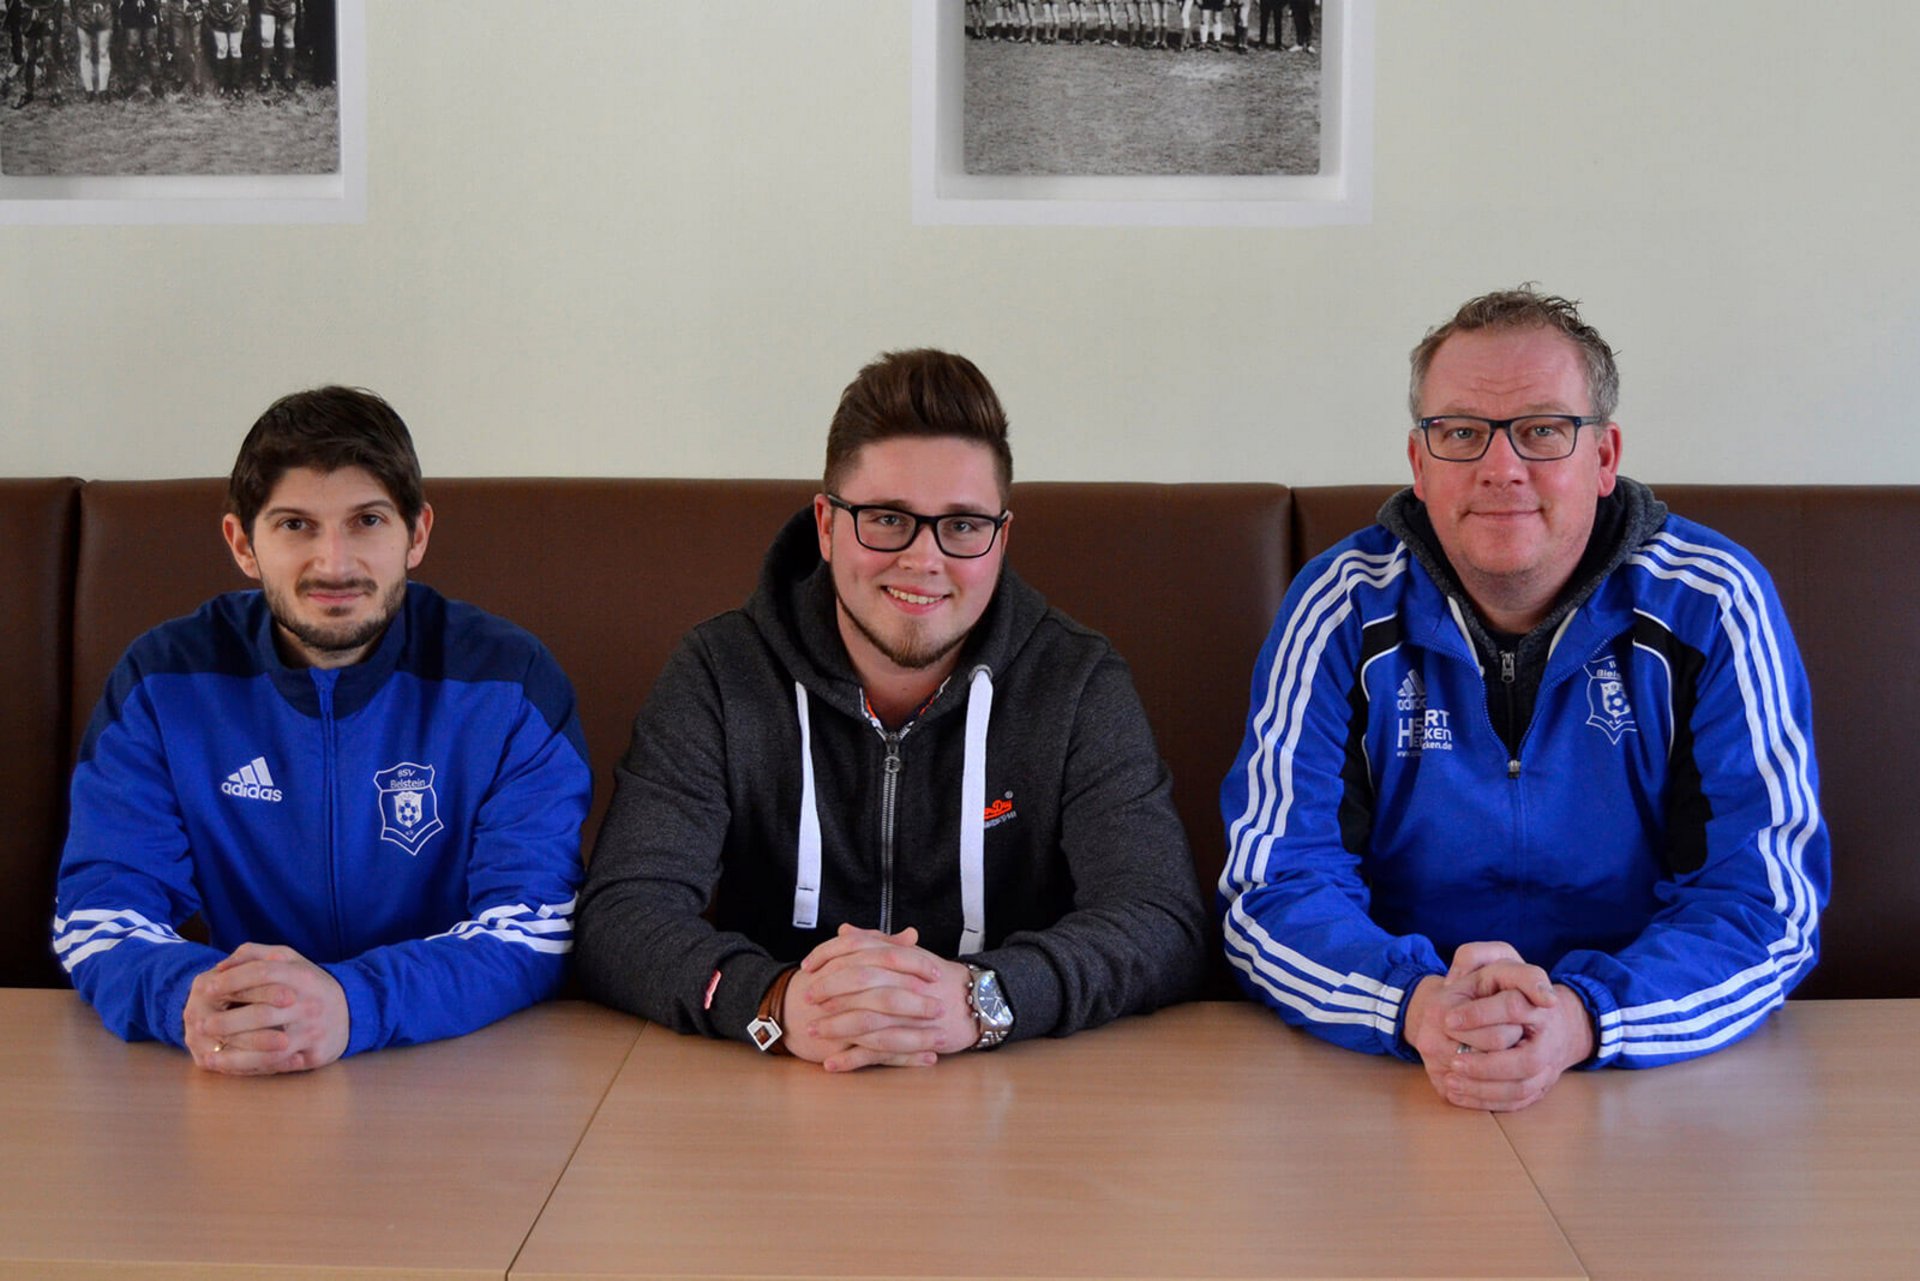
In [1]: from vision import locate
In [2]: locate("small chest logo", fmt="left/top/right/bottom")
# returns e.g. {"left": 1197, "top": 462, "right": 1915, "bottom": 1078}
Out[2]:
{"left": 374, "top": 761, "right": 445, "bottom": 856}
{"left": 1584, "top": 657, "right": 1637, "bottom": 744}
{"left": 220, "top": 755, "right": 283, "bottom": 803}
{"left": 1394, "top": 670, "right": 1453, "bottom": 758}
{"left": 983, "top": 791, "right": 1018, "bottom": 830}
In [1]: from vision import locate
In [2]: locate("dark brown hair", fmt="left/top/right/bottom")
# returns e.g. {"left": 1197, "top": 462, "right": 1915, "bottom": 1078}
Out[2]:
{"left": 823, "top": 350, "right": 1012, "bottom": 501}
{"left": 227, "top": 386, "right": 426, "bottom": 534}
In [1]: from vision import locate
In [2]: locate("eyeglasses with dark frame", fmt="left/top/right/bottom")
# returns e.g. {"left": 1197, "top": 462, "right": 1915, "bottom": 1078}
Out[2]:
{"left": 826, "top": 495, "right": 1010, "bottom": 559}
{"left": 1413, "top": 415, "right": 1607, "bottom": 463}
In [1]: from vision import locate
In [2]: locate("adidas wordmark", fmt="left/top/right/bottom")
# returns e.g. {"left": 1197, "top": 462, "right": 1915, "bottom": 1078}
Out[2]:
{"left": 220, "top": 756, "right": 283, "bottom": 802}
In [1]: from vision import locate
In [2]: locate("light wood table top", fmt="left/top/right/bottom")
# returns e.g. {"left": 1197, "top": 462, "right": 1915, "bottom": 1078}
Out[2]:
{"left": 1496, "top": 998, "right": 1920, "bottom": 1280}
{"left": 0, "top": 990, "right": 642, "bottom": 1281}
{"left": 513, "top": 1001, "right": 1585, "bottom": 1280}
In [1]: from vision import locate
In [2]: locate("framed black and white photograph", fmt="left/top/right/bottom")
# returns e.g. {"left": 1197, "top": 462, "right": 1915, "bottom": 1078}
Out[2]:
{"left": 0, "top": 0, "right": 364, "bottom": 224}
{"left": 914, "top": 0, "right": 1371, "bottom": 226}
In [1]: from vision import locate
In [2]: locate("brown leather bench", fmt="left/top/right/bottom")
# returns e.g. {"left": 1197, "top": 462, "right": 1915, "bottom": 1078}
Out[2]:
{"left": 7, "top": 477, "right": 1913, "bottom": 1003}
{"left": 0, "top": 480, "right": 80, "bottom": 989}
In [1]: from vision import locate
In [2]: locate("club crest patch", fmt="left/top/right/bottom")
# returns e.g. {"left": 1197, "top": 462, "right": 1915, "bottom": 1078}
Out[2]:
{"left": 374, "top": 761, "right": 445, "bottom": 856}
{"left": 1584, "top": 657, "right": 1637, "bottom": 744}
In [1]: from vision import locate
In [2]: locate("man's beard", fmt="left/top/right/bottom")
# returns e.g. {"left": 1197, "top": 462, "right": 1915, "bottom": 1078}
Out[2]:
{"left": 838, "top": 592, "right": 968, "bottom": 673}
{"left": 264, "top": 575, "right": 407, "bottom": 659}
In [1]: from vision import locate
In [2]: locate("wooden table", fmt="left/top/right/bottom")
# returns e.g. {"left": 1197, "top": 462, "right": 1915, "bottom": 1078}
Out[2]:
{"left": 8, "top": 991, "right": 1915, "bottom": 1279}
{"left": 512, "top": 1001, "right": 1584, "bottom": 1280}
{"left": 0, "top": 990, "right": 642, "bottom": 1280}
{"left": 1496, "top": 999, "right": 1920, "bottom": 1280}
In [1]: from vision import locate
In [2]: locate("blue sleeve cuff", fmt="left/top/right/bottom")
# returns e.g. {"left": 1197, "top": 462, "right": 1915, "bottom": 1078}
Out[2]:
{"left": 1385, "top": 960, "right": 1445, "bottom": 1063}
{"left": 1551, "top": 970, "right": 1619, "bottom": 1068}
{"left": 323, "top": 961, "right": 380, "bottom": 1058}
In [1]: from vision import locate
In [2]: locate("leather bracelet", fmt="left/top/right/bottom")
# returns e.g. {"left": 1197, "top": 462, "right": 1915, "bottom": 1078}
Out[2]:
{"left": 747, "top": 965, "right": 799, "bottom": 1055}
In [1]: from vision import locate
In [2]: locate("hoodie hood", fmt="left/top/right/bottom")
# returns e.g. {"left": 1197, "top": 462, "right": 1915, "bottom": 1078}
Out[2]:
{"left": 1378, "top": 474, "right": 1669, "bottom": 652}
{"left": 1377, "top": 475, "right": 1670, "bottom": 753}
{"left": 741, "top": 506, "right": 1053, "bottom": 954}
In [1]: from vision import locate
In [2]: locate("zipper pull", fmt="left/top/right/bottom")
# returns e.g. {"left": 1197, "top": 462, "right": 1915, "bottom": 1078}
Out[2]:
{"left": 1508, "top": 758, "right": 1522, "bottom": 779}
{"left": 884, "top": 734, "right": 902, "bottom": 774}
{"left": 1500, "top": 651, "right": 1516, "bottom": 684}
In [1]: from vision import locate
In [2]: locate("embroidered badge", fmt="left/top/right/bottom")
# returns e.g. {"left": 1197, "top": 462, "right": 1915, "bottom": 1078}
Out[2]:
{"left": 1584, "top": 657, "right": 1638, "bottom": 744}
{"left": 373, "top": 761, "right": 446, "bottom": 856}
{"left": 1394, "top": 669, "right": 1453, "bottom": 758}
{"left": 983, "top": 791, "right": 1018, "bottom": 829}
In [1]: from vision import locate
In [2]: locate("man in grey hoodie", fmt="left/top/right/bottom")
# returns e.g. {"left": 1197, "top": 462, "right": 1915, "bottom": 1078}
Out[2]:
{"left": 577, "top": 349, "right": 1207, "bottom": 1071}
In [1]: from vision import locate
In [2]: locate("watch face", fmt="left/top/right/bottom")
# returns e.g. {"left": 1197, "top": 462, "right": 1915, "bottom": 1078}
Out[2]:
{"left": 974, "top": 970, "right": 1013, "bottom": 1028}
{"left": 747, "top": 1015, "right": 783, "bottom": 1051}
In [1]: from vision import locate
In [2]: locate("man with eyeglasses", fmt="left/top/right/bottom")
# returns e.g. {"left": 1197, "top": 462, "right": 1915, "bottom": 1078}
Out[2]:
{"left": 1221, "top": 286, "right": 1828, "bottom": 1110}
{"left": 577, "top": 348, "right": 1207, "bottom": 1070}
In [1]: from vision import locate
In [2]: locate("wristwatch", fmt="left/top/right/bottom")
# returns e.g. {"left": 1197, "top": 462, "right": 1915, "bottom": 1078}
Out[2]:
{"left": 965, "top": 964, "right": 1014, "bottom": 1049}
{"left": 747, "top": 966, "right": 798, "bottom": 1055}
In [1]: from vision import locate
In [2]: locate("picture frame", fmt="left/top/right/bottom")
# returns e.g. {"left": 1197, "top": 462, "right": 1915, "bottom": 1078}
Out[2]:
{"left": 0, "top": 0, "right": 366, "bottom": 226}
{"left": 912, "top": 0, "right": 1373, "bottom": 227}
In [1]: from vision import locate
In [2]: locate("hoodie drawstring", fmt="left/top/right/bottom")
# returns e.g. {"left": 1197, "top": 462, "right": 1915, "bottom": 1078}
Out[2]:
{"left": 789, "top": 667, "right": 996, "bottom": 950}
{"left": 957, "top": 666, "right": 994, "bottom": 954}
{"left": 791, "top": 681, "right": 822, "bottom": 929}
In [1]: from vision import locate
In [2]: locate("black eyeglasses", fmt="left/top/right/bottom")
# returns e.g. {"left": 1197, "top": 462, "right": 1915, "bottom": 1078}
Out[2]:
{"left": 1414, "top": 415, "right": 1605, "bottom": 462}
{"left": 826, "top": 495, "right": 1010, "bottom": 559}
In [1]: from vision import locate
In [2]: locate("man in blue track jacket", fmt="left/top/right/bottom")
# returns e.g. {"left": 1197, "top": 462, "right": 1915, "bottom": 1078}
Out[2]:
{"left": 54, "top": 387, "right": 590, "bottom": 1075}
{"left": 1221, "top": 287, "right": 1829, "bottom": 1110}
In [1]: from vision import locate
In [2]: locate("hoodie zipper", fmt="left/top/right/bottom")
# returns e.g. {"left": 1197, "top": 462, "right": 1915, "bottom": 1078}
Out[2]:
{"left": 1499, "top": 650, "right": 1521, "bottom": 778}
{"left": 878, "top": 731, "right": 903, "bottom": 934}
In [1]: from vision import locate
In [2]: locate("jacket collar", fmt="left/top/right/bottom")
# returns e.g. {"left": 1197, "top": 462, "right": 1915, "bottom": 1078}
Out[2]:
{"left": 253, "top": 582, "right": 416, "bottom": 718}
{"left": 1379, "top": 476, "right": 1669, "bottom": 667}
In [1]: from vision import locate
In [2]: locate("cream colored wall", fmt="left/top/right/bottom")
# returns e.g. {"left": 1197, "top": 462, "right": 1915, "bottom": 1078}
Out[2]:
{"left": 4, "top": 0, "right": 1916, "bottom": 485}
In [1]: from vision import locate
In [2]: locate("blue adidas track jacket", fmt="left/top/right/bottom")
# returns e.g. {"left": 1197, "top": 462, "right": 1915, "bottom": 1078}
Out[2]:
{"left": 1219, "top": 515, "right": 1829, "bottom": 1068}
{"left": 54, "top": 584, "right": 590, "bottom": 1056}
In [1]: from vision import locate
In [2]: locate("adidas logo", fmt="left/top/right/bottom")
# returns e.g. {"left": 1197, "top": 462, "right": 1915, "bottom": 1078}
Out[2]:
{"left": 219, "top": 756, "right": 284, "bottom": 803}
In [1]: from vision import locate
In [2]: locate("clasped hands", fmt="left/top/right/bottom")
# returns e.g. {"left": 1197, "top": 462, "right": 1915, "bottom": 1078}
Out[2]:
{"left": 182, "top": 942, "right": 351, "bottom": 1076}
{"left": 779, "top": 923, "right": 979, "bottom": 1073}
{"left": 1404, "top": 941, "right": 1595, "bottom": 1112}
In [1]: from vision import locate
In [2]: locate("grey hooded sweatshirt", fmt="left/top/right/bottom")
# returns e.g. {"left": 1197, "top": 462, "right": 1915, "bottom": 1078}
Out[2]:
{"left": 576, "top": 509, "right": 1208, "bottom": 1045}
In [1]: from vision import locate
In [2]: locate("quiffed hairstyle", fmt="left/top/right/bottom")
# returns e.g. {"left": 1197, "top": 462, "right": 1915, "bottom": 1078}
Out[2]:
{"left": 227, "top": 386, "right": 426, "bottom": 534}
{"left": 823, "top": 349, "right": 1013, "bottom": 502}
{"left": 1409, "top": 284, "right": 1621, "bottom": 423}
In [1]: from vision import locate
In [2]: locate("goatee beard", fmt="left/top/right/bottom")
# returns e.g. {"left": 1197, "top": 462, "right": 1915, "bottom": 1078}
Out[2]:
{"left": 266, "top": 576, "right": 406, "bottom": 660}
{"left": 838, "top": 592, "right": 967, "bottom": 672}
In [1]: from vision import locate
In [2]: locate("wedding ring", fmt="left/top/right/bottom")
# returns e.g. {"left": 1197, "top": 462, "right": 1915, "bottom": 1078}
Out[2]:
{"left": 1454, "top": 1042, "right": 1472, "bottom": 1055}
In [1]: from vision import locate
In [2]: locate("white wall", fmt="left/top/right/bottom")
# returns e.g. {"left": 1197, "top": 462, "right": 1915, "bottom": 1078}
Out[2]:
{"left": 5, "top": 0, "right": 1917, "bottom": 486}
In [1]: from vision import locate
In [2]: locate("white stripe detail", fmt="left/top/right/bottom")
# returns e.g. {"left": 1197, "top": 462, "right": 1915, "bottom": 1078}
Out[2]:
{"left": 251, "top": 757, "right": 275, "bottom": 788}
{"left": 426, "top": 897, "right": 577, "bottom": 954}
{"left": 957, "top": 666, "right": 994, "bottom": 955}
{"left": 1223, "top": 546, "right": 1407, "bottom": 896}
{"left": 51, "top": 907, "right": 187, "bottom": 971}
{"left": 792, "top": 683, "right": 823, "bottom": 930}
{"left": 1604, "top": 531, "right": 1823, "bottom": 1057}
{"left": 1630, "top": 626, "right": 1677, "bottom": 763}
{"left": 1222, "top": 899, "right": 1402, "bottom": 1034}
